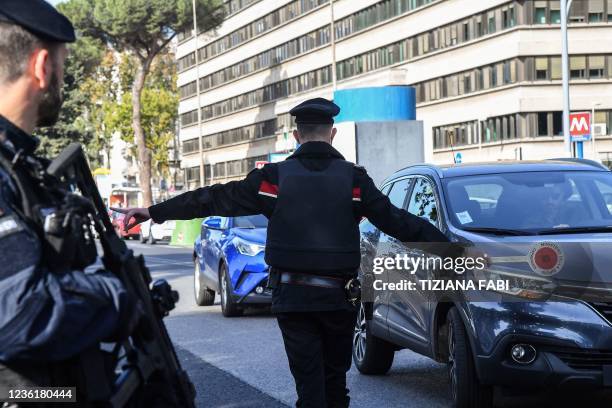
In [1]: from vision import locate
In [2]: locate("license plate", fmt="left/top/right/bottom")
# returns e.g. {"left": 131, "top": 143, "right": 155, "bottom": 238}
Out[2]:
{"left": 604, "top": 365, "right": 612, "bottom": 387}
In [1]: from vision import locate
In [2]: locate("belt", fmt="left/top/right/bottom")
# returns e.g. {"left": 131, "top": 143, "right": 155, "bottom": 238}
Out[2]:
{"left": 280, "top": 271, "right": 346, "bottom": 289}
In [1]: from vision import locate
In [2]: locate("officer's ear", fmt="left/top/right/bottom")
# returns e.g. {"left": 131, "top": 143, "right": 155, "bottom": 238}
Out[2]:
{"left": 293, "top": 129, "right": 301, "bottom": 145}
{"left": 330, "top": 127, "right": 337, "bottom": 143}
{"left": 30, "top": 48, "right": 54, "bottom": 91}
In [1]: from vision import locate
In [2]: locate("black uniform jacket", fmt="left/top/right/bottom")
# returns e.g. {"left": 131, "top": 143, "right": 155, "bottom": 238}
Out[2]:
{"left": 150, "top": 142, "right": 455, "bottom": 312}
{"left": 0, "top": 115, "right": 130, "bottom": 362}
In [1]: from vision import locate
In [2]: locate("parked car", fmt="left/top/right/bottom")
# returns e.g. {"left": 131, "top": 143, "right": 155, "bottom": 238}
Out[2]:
{"left": 140, "top": 219, "right": 175, "bottom": 244}
{"left": 355, "top": 159, "right": 612, "bottom": 408}
{"left": 110, "top": 210, "right": 141, "bottom": 240}
{"left": 193, "top": 214, "right": 270, "bottom": 316}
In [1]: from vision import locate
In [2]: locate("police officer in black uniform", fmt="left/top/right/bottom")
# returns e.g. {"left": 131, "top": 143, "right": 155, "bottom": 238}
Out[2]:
{"left": 118, "top": 97, "right": 457, "bottom": 407}
{"left": 0, "top": 0, "right": 135, "bottom": 399}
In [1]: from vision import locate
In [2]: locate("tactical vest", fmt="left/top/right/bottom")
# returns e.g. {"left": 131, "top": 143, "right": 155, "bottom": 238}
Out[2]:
{"left": 264, "top": 158, "right": 360, "bottom": 271}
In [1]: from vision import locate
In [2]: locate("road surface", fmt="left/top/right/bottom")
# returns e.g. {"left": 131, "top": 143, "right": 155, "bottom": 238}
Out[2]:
{"left": 125, "top": 241, "right": 612, "bottom": 408}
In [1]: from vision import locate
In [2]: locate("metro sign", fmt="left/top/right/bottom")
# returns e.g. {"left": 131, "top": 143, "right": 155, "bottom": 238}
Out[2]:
{"left": 569, "top": 112, "right": 591, "bottom": 142}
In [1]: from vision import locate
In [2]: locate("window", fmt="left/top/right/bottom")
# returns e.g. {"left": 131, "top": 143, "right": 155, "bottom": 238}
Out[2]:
{"left": 551, "top": 57, "right": 562, "bottom": 79}
{"left": 536, "top": 57, "right": 549, "bottom": 80}
{"left": 387, "top": 178, "right": 412, "bottom": 209}
{"left": 570, "top": 56, "right": 587, "bottom": 78}
{"left": 538, "top": 112, "right": 549, "bottom": 136}
{"left": 588, "top": 0, "right": 604, "bottom": 21}
{"left": 552, "top": 111, "right": 563, "bottom": 135}
{"left": 407, "top": 178, "right": 438, "bottom": 226}
{"left": 535, "top": 2, "right": 547, "bottom": 24}
{"left": 502, "top": 6, "right": 515, "bottom": 28}
{"left": 550, "top": 1, "right": 561, "bottom": 23}
{"left": 488, "top": 12, "right": 496, "bottom": 33}
{"left": 589, "top": 55, "right": 606, "bottom": 78}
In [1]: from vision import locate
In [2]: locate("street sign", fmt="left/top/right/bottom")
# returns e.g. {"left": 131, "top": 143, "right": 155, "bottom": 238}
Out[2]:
{"left": 255, "top": 161, "right": 269, "bottom": 169}
{"left": 454, "top": 152, "right": 462, "bottom": 164}
{"left": 569, "top": 112, "right": 592, "bottom": 142}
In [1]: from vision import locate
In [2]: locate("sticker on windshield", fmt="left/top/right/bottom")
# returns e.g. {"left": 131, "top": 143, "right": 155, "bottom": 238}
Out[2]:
{"left": 456, "top": 211, "right": 473, "bottom": 224}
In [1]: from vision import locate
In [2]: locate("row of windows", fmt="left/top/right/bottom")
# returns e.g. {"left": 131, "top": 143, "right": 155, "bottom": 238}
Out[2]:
{"left": 334, "top": 0, "right": 440, "bottom": 40}
{"left": 532, "top": 0, "right": 612, "bottom": 24}
{"left": 178, "top": 0, "right": 439, "bottom": 87}
{"left": 180, "top": 0, "right": 328, "bottom": 70}
{"left": 182, "top": 118, "right": 278, "bottom": 154}
{"left": 433, "top": 110, "right": 612, "bottom": 149}
{"left": 184, "top": 154, "right": 268, "bottom": 185}
{"left": 179, "top": 26, "right": 330, "bottom": 99}
{"left": 178, "top": 0, "right": 263, "bottom": 42}
{"left": 336, "top": 2, "right": 521, "bottom": 81}
{"left": 416, "top": 54, "right": 612, "bottom": 104}
{"left": 536, "top": 110, "right": 612, "bottom": 137}
{"left": 198, "top": 66, "right": 332, "bottom": 122}
{"left": 182, "top": 113, "right": 296, "bottom": 153}
{"left": 532, "top": 55, "right": 612, "bottom": 80}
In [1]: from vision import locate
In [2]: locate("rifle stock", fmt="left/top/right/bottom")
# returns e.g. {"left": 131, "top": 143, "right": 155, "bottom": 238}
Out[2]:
{"left": 48, "top": 143, "right": 196, "bottom": 408}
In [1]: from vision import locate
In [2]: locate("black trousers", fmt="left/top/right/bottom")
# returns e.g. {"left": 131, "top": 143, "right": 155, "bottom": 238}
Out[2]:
{"left": 276, "top": 309, "right": 357, "bottom": 408}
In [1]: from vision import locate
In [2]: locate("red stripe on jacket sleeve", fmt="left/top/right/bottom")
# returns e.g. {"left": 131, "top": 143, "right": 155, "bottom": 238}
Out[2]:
{"left": 259, "top": 180, "right": 279, "bottom": 197}
{"left": 352, "top": 187, "right": 361, "bottom": 202}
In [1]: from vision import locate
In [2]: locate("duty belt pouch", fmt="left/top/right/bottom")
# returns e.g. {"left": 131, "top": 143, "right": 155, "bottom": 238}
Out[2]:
{"left": 266, "top": 268, "right": 281, "bottom": 290}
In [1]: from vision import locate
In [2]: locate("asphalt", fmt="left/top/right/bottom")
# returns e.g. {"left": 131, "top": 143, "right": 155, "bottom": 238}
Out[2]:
{"left": 123, "top": 241, "right": 612, "bottom": 408}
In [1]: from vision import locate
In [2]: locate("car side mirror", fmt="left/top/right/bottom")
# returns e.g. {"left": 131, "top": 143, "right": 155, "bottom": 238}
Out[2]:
{"left": 203, "top": 217, "right": 224, "bottom": 230}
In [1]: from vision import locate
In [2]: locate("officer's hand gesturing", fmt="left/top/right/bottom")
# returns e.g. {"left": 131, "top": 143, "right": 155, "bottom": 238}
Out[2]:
{"left": 111, "top": 207, "right": 151, "bottom": 231}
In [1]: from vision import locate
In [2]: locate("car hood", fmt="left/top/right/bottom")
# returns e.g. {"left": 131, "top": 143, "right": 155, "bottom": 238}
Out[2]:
{"left": 231, "top": 227, "right": 267, "bottom": 245}
{"left": 455, "top": 230, "right": 612, "bottom": 293}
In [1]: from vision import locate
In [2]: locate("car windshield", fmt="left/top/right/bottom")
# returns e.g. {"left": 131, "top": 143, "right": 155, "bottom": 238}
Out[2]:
{"left": 233, "top": 215, "right": 268, "bottom": 228}
{"left": 443, "top": 171, "right": 612, "bottom": 233}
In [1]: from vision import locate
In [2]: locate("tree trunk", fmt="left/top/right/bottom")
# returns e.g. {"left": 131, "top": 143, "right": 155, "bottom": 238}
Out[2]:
{"left": 132, "top": 59, "right": 153, "bottom": 207}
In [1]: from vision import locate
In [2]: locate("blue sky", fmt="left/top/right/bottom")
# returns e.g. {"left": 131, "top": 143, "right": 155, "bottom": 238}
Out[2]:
{"left": 47, "top": 0, "right": 64, "bottom": 5}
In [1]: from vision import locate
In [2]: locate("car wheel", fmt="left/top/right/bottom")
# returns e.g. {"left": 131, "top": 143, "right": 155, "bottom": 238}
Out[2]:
{"left": 219, "top": 263, "right": 243, "bottom": 317}
{"left": 148, "top": 233, "right": 156, "bottom": 245}
{"left": 194, "top": 260, "right": 215, "bottom": 306}
{"left": 352, "top": 302, "right": 395, "bottom": 374}
{"left": 447, "top": 308, "right": 493, "bottom": 408}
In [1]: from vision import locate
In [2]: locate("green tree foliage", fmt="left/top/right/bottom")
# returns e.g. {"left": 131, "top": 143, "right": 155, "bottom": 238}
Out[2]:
{"left": 61, "top": 0, "right": 224, "bottom": 206}
{"left": 106, "top": 52, "right": 178, "bottom": 180}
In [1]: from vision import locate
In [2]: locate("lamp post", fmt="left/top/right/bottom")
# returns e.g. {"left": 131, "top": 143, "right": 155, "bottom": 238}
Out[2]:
{"left": 192, "top": 0, "right": 205, "bottom": 187}
{"left": 560, "top": 0, "right": 573, "bottom": 157}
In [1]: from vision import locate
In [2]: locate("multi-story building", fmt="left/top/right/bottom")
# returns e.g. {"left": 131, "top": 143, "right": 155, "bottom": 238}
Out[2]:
{"left": 176, "top": 0, "right": 612, "bottom": 188}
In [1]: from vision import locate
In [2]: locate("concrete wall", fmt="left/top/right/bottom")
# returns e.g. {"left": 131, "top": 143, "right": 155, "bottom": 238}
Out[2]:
{"left": 355, "top": 121, "right": 425, "bottom": 186}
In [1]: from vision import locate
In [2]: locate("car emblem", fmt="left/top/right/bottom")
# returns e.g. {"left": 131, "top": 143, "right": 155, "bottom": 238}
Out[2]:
{"left": 528, "top": 242, "right": 564, "bottom": 276}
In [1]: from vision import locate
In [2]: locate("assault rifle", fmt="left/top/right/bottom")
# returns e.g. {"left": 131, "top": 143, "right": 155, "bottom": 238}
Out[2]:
{"left": 47, "top": 143, "right": 196, "bottom": 407}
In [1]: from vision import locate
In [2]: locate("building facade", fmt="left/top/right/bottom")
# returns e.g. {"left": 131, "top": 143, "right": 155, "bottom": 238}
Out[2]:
{"left": 176, "top": 0, "right": 612, "bottom": 188}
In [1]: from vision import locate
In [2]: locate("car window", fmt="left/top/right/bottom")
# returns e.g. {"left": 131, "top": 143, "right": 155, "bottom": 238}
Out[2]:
{"left": 407, "top": 178, "right": 439, "bottom": 226}
{"left": 594, "top": 180, "right": 612, "bottom": 216}
{"left": 233, "top": 215, "right": 268, "bottom": 228}
{"left": 444, "top": 171, "right": 612, "bottom": 232}
{"left": 387, "top": 178, "right": 412, "bottom": 209}
{"left": 380, "top": 183, "right": 392, "bottom": 195}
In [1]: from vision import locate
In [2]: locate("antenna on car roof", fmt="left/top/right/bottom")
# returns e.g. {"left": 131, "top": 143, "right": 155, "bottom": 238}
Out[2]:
{"left": 448, "top": 130, "right": 458, "bottom": 164}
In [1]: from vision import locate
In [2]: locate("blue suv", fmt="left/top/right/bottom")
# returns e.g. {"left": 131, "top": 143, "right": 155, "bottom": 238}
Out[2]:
{"left": 355, "top": 159, "right": 612, "bottom": 407}
{"left": 193, "top": 215, "right": 269, "bottom": 317}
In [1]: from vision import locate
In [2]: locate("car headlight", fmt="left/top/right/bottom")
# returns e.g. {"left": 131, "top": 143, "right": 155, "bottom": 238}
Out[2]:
{"left": 234, "top": 237, "right": 265, "bottom": 256}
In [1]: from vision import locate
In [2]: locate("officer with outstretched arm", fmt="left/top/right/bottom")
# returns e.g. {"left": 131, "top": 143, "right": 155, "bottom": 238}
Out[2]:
{"left": 117, "top": 98, "right": 464, "bottom": 407}
{"left": 0, "top": 0, "right": 137, "bottom": 397}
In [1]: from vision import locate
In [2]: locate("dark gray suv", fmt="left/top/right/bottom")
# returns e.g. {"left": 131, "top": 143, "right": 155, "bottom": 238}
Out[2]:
{"left": 354, "top": 160, "right": 612, "bottom": 408}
